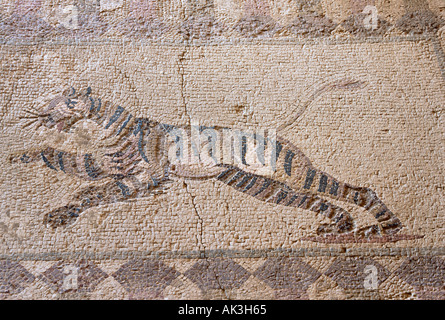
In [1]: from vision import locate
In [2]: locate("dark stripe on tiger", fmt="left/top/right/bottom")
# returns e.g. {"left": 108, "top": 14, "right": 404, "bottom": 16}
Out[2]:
{"left": 88, "top": 96, "right": 95, "bottom": 112}
{"left": 115, "top": 181, "right": 132, "bottom": 197}
{"left": 236, "top": 174, "right": 252, "bottom": 188}
{"left": 329, "top": 180, "right": 339, "bottom": 196}
{"left": 20, "top": 154, "right": 31, "bottom": 163}
{"left": 138, "top": 134, "right": 150, "bottom": 163}
{"left": 105, "top": 106, "right": 125, "bottom": 129}
{"left": 95, "top": 98, "right": 102, "bottom": 114}
{"left": 319, "top": 202, "right": 329, "bottom": 212}
{"left": 243, "top": 176, "right": 258, "bottom": 192}
{"left": 298, "top": 195, "right": 308, "bottom": 207}
{"left": 133, "top": 119, "right": 143, "bottom": 135}
{"left": 286, "top": 194, "right": 298, "bottom": 206}
{"left": 284, "top": 150, "right": 295, "bottom": 176}
{"left": 57, "top": 152, "right": 65, "bottom": 173}
{"left": 318, "top": 174, "right": 328, "bottom": 193}
{"left": 41, "top": 151, "right": 57, "bottom": 171}
{"left": 375, "top": 209, "right": 387, "bottom": 219}
{"left": 275, "top": 190, "right": 288, "bottom": 204}
{"left": 353, "top": 192, "right": 359, "bottom": 204}
{"left": 253, "top": 179, "right": 271, "bottom": 197}
{"left": 217, "top": 168, "right": 234, "bottom": 181}
{"left": 84, "top": 154, "right": 100, "bottom": 179}
{"left": 303, "top": 169, "right": 316, "bottom": 189}
{"left": 227, "top": 171, "right": 244, "bottom": 185}
{"left": 116, "top": 114, "right": 132, "bottom": 136}
{"left": 151, "top": 176, "right": 159, "bottom": 187}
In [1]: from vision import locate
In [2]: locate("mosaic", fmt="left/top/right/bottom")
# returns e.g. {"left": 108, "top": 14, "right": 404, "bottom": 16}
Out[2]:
{"left": 0, "top": 0, "right": 444, "bottom": 300}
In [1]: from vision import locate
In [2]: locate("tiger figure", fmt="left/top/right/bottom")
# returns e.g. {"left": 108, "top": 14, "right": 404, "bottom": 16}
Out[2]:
{"left": 10, "top": 82, "right": 404, "bottom": 240}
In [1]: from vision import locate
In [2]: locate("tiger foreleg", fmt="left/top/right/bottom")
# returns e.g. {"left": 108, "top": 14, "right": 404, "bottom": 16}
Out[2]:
{"left": 43, "top": 177, "right": 170, "bottom": 228}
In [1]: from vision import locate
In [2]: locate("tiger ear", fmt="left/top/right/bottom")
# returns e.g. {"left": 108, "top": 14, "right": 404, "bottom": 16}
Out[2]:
{"left": 79, "top": 87, "right": 92, "bottom": 97}
{"left": 44, "top": 96, "right": 66, "bottom": 113}
{"left": 62, "top": 86, "right": 78, "bottom": 98}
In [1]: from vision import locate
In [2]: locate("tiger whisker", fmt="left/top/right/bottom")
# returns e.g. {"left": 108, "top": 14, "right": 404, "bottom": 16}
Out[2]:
{"left": 23, "top": 108, "right": 41, "bottom": 116}
{"left": 28, "top": 105, "right": 41, "bottom": 112}
{"left": 22, "top": 117, "right": 38, "bottom": 123}
{"left": 33, "top": 120, "right": 43, "bottom": 130}
{"left": 19, "top": 115, "right": 38, "bottom": 120}
{"left": 21, "top": 118, "right": 38, "bottom": 129}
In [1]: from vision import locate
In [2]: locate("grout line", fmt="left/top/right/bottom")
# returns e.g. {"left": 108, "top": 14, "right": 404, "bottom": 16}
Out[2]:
{"left": 1, "top": 247, "right": 444, "bottom": 260}
{"left": 0, "top": 35, "right": 432, "bottom": 47}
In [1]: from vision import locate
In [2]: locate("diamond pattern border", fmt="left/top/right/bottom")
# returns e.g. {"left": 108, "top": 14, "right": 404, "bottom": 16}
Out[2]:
{"left": 0, "top": 254, "right": 443, "bottom": 299}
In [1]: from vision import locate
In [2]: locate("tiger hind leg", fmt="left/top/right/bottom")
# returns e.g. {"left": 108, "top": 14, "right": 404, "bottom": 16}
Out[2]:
{"left": 295, "top": 167, "right": 403, "bottom": 236}
{"left": 216, "top": 166, "right": 356, "bottom": 236}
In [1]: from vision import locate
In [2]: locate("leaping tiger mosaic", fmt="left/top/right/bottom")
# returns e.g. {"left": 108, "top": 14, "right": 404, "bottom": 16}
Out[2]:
{"left": 10, "top": 82, "right": 412, "bottom": 241}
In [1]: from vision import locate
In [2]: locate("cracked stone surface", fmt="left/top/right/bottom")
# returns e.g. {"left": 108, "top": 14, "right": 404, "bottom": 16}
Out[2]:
{"left": 0, "top": 0, "right": 444, "bottom": 300}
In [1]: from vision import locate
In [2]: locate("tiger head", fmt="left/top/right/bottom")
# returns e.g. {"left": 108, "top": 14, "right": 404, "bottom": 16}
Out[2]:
{"left": 32, "top": 87, "right": 91, "bottom": 132}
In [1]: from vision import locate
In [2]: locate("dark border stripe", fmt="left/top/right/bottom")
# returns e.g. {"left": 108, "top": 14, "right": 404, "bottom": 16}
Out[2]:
{"left": 275, "top": 141, "right": 283, "bottom": 159}
{"left": 241, "top": 135, "right": 248, "bottom": 165}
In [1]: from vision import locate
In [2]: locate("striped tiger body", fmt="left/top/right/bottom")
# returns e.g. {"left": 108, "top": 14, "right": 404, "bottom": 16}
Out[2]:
{"left": 12, "top": 85, "right": 403, "bottom": 238}
{"left": 210, "top": 132, "right": 402, "bottom": 237}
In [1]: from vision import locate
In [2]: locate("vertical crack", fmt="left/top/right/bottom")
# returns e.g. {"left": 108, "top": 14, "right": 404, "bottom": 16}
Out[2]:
{"left": 183, "top": 180, "right": 230, "bottom": 299}
{"left": 178, "top": 46, "right": 193, "bottom": 126}
{"left": 211, "top": 262, "right": 230, "bottom": 300}
{"left": 183, "top": 180, "right": 204, "bottom": 252}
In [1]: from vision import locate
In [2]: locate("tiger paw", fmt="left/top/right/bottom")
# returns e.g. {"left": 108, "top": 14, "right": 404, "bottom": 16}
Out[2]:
{"left": 316, "top": 223, "right": 339, "bottom": 236}
{"left": 353, "top": 225, "right": 383, "bottom": 238}
{"left": 43, "top": 205, "right": 81, "bottom": 228}
{"left": 316, "top": 220, "right": 354, "bottom": 236}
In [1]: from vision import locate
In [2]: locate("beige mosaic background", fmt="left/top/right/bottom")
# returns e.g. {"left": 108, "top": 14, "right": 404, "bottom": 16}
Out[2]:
{"left": 0, "top": 0, "right": 444, "bottom": 300}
